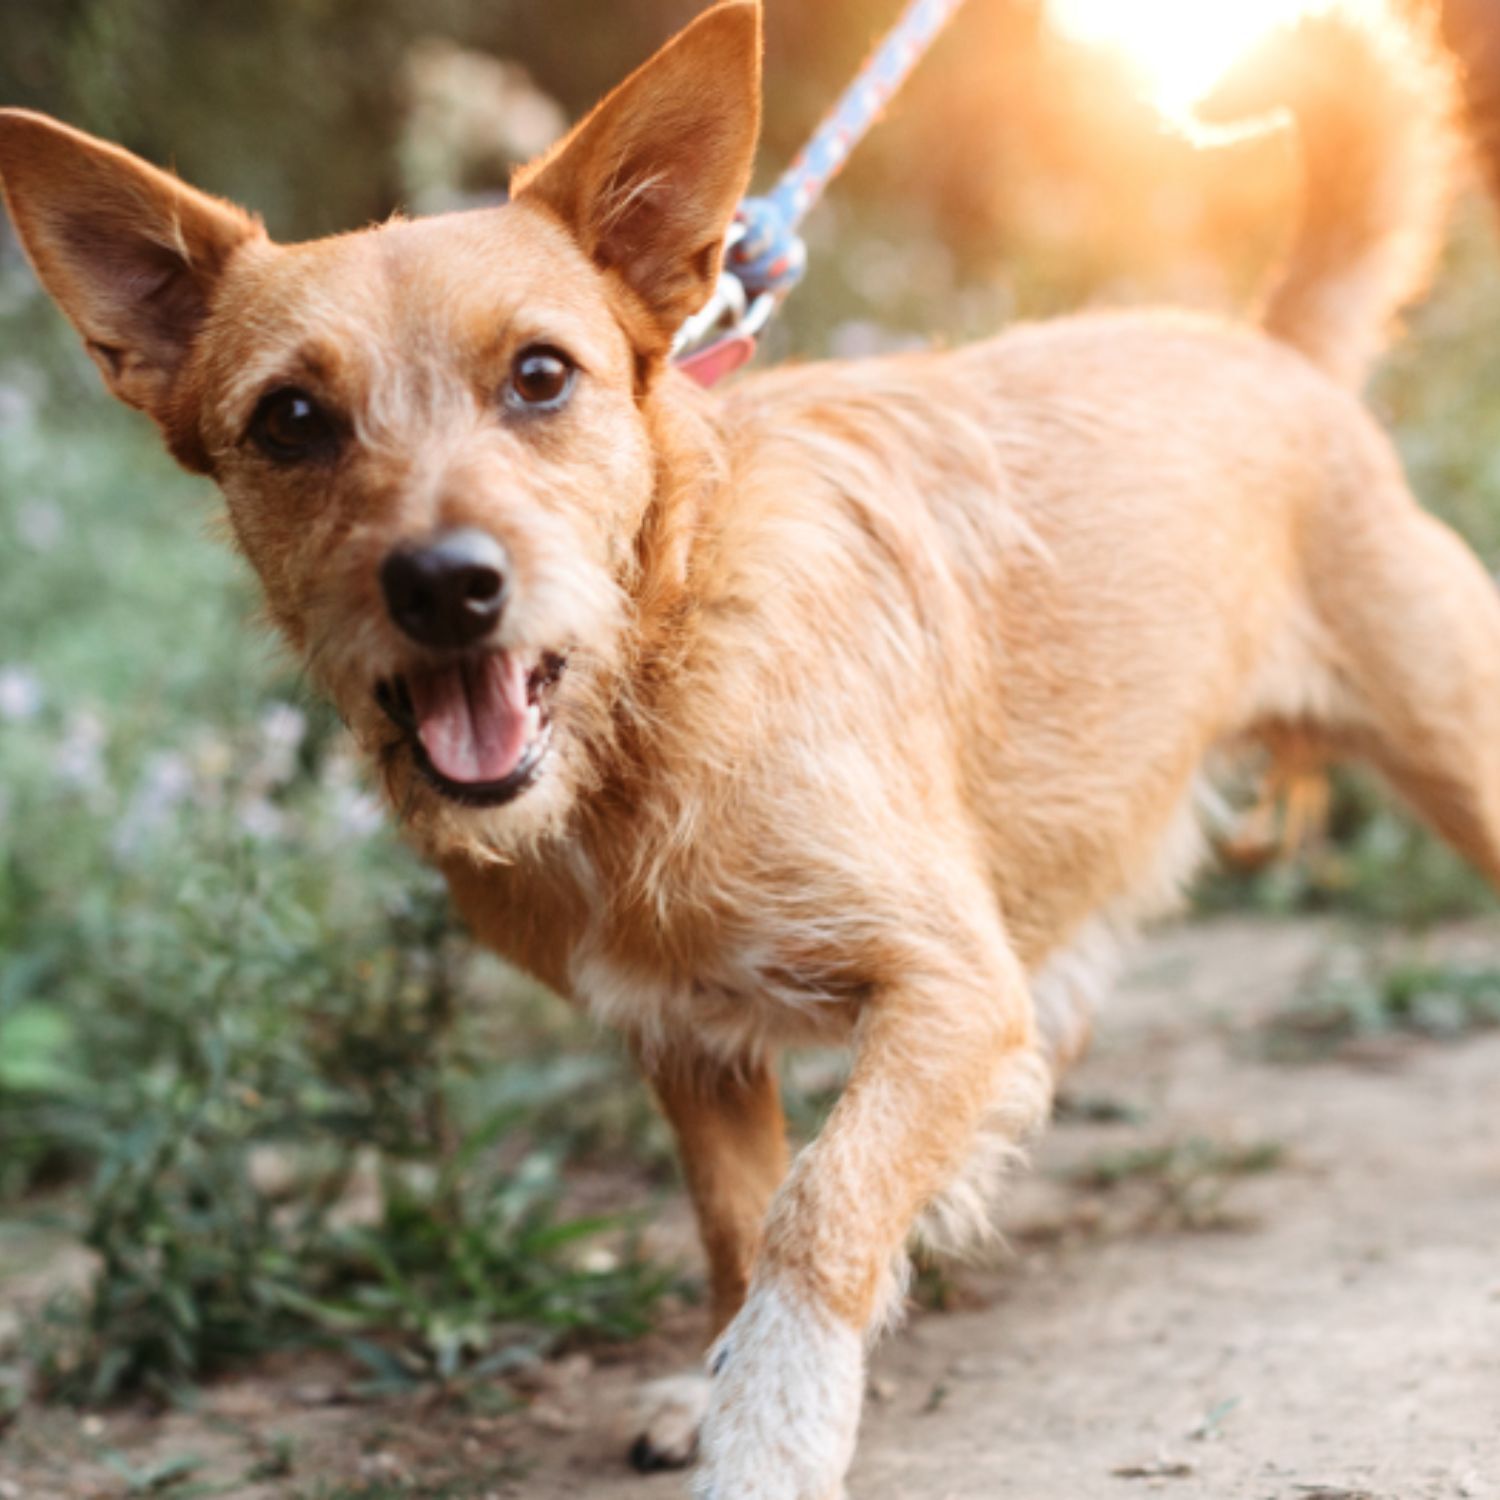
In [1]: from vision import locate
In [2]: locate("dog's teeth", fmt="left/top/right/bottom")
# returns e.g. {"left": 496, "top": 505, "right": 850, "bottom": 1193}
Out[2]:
{"left": 526, "top": 703, "right": 542, "bottom": 738}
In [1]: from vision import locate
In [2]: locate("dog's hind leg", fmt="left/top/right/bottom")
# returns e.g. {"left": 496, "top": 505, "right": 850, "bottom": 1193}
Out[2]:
{"left": 1310, "top": 468, "right": 1500, "bottom": 886}
{"left": 629, "top": 1048, "right": 789, "bottom": 1472}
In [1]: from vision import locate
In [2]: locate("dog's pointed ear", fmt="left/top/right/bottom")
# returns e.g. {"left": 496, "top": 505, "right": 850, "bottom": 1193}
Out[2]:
{"left": 512, "top": 0, "right": 762, "bottom": 353}
{"left": 0, "top": 109, "right": 263, "bottom": 430}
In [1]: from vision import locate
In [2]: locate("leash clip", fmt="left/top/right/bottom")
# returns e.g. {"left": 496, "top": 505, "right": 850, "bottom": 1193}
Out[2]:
{"left": 671, "top": 0, "right": 973, "bottom": 382}
{"left": 670, "top": 204, "right": 806, "bottom": 385}
{"left": 672, "top": 218, "right": 788, "bottom": 359}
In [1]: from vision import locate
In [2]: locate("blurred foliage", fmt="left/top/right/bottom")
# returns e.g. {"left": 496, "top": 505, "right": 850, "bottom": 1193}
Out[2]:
{"left": 0, "top": 0, "right": 708, "bottom": 234}
{"left": 0, "top": 0, "right": 1279, "bottom": 298}
{"left": 0, "top": 0, "right": 1497, "bottom": 1414}
{"left": 1064, "top": 1135, "right": 1285, "bottom": 1231}
{"left": 0, "top": 0, "right": 931, "bottom": 234}
{"left": 1378, "top": 200, "right": 1500, "bottom": 563}
{"left": 1262, "top": 944, "right": 1500, "bottom": 1061}
{"left": 1199, "top": 772, "right": 1498, "bottom": 923}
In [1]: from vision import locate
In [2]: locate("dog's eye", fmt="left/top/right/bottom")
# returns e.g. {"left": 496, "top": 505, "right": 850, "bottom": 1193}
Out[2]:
{"left": 248, "top": 388, "right": 339, "bottom": 463}
{"left": 507, "top": 346, "right": 576, "bottom": 412}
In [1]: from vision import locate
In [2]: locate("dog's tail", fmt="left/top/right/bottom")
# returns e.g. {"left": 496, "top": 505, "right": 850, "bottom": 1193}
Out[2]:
{"left": 1238, "top": 5, "right": 1460, "bottom": 389}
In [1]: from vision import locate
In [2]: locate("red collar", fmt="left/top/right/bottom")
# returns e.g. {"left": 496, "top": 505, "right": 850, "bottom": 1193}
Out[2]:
{"left": 675, "top": 333, "right": 757, "bottom": 388}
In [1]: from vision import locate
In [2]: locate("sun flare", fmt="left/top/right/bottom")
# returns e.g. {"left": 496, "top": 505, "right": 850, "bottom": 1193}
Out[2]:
{"left": 1048, "top": 0, "right": 1365, "bottom": 118}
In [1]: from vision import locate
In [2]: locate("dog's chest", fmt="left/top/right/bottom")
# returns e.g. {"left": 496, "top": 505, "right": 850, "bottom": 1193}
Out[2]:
{"left": 552, "top": 848, "right": 861, "bottom": 1060}
{"left": 569, "top": 939, "right": 854, "bottom": 1060}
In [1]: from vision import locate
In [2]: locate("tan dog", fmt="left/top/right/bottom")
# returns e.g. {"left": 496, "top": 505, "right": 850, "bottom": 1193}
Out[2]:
{"left": 2, "top": 4, "right": 1495, "bottom": 1496}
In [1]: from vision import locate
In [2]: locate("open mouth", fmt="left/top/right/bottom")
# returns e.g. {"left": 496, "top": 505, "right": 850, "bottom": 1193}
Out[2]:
{"left": 375, "top": 651, "right": 566, "bottom": 808}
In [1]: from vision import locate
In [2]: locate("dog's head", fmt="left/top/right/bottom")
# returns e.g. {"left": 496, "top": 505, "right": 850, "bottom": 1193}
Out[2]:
{"left": 0, "top": 1, "right": 760, "bottom": 859}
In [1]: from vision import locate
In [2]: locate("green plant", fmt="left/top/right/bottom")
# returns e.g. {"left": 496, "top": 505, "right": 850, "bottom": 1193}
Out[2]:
{"left": 1263, "top": 950, "right": 1500, "bottom": 1062}
{"left": 1065, "top": 1137, "right": 1286, "bottom": 1230}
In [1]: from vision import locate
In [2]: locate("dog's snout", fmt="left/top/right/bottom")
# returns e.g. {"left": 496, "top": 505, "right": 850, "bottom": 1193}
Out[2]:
{"left": 380, "top": 528, "right": 509, "bottom": 650}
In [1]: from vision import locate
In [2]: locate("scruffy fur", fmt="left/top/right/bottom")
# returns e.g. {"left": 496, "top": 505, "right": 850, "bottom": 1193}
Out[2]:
{"left": 3, "top": 4, "right": 1497, "bottom": 1496}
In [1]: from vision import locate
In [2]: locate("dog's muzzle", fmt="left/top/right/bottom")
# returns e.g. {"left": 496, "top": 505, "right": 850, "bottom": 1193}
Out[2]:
{"left": 374, "top": 528, "right": 566, "bottom": 808}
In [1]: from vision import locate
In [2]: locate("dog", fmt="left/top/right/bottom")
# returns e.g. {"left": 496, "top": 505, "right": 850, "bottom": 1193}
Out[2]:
{"left": 2, "top": 3, "right": 1495, "bottom": 1496}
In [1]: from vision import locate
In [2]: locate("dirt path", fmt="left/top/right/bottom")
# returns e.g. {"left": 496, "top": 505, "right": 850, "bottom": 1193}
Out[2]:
{"left": 4, "top": 916, "right": 1498, "bottom": 1498}
{"left": 522, "top": 917, "right": 1500, "bottom": 1500}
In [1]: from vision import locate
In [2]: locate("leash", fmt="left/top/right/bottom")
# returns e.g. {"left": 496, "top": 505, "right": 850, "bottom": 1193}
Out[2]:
{"left": 674, "top": 0, "right": 971, "bottom": 386}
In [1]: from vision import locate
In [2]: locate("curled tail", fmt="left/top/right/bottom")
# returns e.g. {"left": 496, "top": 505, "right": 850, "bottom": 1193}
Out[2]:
{"left": 1237, "top": 6, "right": 1461, "bottom": 388}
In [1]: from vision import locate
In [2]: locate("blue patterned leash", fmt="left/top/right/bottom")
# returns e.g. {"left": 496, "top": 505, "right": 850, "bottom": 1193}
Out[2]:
{"left": 675, "top": 0, "right": 971, "bottom": 383}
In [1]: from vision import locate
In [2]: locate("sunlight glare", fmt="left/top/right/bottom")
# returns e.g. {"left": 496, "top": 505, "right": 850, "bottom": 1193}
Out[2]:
{"left": 1048, "top": 0, "right": 1351, "bottom": 118}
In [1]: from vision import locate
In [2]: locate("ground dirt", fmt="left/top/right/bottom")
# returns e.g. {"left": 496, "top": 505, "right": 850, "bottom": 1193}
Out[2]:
{"left": 3, "top": 915, "right": 1497, "bottom": 1499}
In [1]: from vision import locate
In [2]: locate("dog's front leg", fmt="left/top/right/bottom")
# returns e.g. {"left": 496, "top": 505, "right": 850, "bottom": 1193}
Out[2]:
{"left": 629, "top": 1048, "right": 790, "bottom": 1471}
{"left": 693, "top": 941, "right": 1050, "bottom": 1500}
{"left": 646, "top": 1048, "right": 791, "bottom": 1337}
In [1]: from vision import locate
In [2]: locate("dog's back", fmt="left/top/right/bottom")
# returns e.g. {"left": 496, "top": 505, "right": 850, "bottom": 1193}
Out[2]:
{"left": 677, "top": 5, "right": 1465, "bottom": 971}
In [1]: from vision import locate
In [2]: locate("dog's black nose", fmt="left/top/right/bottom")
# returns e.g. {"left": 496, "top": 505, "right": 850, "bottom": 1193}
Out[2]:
{"left": 380, "top": 528, "right": 509, "bottom": 650}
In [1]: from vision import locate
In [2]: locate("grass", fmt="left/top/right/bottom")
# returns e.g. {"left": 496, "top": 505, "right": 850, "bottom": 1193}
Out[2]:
{"left": 1065, "top": 1137, "right": 1287, "bottom": 1232}
{"left": 296, "top": 1477, "right": 527, "bottom": 1500}
{"left": 1069, "top": 1138, "right": 1286, "bottom": 1190}
{"left": 1262, "top": 947, "right": 1500, "bottom": 1062}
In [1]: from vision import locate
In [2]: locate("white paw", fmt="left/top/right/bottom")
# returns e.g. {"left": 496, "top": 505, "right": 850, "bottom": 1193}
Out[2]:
{"left": 629, "top": 1372, "right": 709, "bottom": 1472}
{"left": 692, "top": 1278, "right": 863, "bottom": 1500}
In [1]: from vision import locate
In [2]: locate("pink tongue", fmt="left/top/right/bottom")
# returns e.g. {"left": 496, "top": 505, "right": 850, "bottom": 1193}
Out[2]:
{"left": 409, "top": 653, "right": 531, "bottom": 785}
